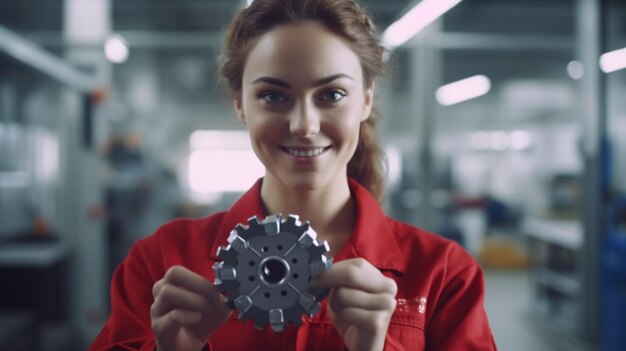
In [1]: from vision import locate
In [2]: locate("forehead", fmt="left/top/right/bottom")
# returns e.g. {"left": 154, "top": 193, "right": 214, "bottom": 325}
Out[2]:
{"left": 243, "top": 21, "right": 364, "bottom": 84}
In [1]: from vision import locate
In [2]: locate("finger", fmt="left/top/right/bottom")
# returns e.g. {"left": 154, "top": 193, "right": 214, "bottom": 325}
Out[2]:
{"left": 162, "top": 266, "right": 215, "bottom": 296}
{"left": 329, "top": 287, "right": 397, "bottom": 312}
{"left": 151, "top": 309, "right": 202, "bottom": 336}
{"left": 151, "top": 283, "right": 210, "bottom": 318}
{"left": 312, "top": 259, "right": 397, "bottom": 294}
{"left": 152, "top": 279, "right": 164, "bottom": 298}
{"left": 159, "top": 266, "right": 225, "bottom": 308}
{"left": 328, "top": 306, "right": 391, "bottom": 333}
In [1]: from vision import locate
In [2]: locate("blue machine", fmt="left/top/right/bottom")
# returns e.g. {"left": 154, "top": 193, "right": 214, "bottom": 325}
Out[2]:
{"left": 602, "top": 197, "right": 626, "bottom": 351}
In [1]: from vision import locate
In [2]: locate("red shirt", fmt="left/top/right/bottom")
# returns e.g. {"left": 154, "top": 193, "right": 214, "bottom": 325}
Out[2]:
{"left": 90, "top": 179, "right": 497, "bottom": 350}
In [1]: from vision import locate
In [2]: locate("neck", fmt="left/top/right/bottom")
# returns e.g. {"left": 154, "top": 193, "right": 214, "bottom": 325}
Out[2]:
{"left": 260, "top": 175, "right": 355, "bottom": 256}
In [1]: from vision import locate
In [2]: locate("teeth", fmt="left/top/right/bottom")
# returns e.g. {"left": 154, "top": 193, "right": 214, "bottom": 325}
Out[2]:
{"left": 286, "top": 147, "right": 327, "bottom": 158}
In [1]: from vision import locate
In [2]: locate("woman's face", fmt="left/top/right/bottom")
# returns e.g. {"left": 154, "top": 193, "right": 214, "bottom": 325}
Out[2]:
{"left": 235, "top": 21, "right": 374, "bottom": 192}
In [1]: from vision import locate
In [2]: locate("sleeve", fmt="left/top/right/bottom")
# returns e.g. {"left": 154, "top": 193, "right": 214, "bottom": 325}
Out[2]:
{"left": 88, "top": 241, "right": 161, "bottom": 351}
{"left": 426, "top": 263, "right": 498, "bottom": 351}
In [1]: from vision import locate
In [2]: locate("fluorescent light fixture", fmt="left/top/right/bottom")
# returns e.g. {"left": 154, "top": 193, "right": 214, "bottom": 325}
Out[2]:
{"left": 104, "top": 35, "right": 129, "bottom": 64}
{"left": 189, "top": 150, "right": 264, "bottom": 192}
{"left": 509, "top": 130, "right": 531, "bottom": 150}
{"left": 471, "top": 131, "right": 490, "bottom": 151}
{"left": 436, "top": 74, "right": 491, "bottom": 106}
{"left": 382, "top": 0, "right": 463, "bottom": 49}
{"left": 567, "top": 60, "right": 584, "bottom": 80}
{"left": 599, "top": 47, "right": 626, "bottom": 73}
{"left": 490, "top": 131, "right": 509, "bottom": 151}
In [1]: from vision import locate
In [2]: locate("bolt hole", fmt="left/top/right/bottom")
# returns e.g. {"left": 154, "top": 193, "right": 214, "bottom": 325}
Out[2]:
{"left": 264, "top": 292, "right": 271, "bottom": 298}
{"left": 249, "top": 260, "right": 255, "bottom": 266}
{"left": 293, "top": 273, "right": 299, "bottom": 279}
{"left": 291, "top": 258, "right": 298, "bottom": 264}
{"left": 248, "top": 276, "right": 255, "bottom": 282}
{"left": 262, "top": 246, "right": 269, "bottom": 252}
{"left": 277, "top": 245, "right": 283, "bottom": 251}
{"left": 281, "top": 290, "right": 287, "bottom": 296}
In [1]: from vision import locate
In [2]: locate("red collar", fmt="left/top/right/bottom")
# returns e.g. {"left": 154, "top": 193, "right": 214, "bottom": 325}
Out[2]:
{"left": 211, "top": 178, "right": 406, "bottom": 275}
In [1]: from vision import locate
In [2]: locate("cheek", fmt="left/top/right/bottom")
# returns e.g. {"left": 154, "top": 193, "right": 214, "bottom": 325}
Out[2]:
{"left": 247, "top": 118, "right": 282, "bottom": 146}
{"left": 335, "top": 106, "right": 365, "bottom": 141}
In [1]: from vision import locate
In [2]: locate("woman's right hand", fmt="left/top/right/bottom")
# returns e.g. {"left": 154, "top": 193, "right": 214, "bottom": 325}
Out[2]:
{"left": 151, "top": 265, "right": 231, "bottom": 351}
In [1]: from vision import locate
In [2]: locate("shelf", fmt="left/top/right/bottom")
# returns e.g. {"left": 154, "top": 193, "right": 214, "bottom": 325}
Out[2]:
{"left": 533, "top": 267, "right": 580, "bottom": 297}
{"left": 0, "top": 241, "right": 69, "bottom": 267}
{"left": 521, "top": 217, "right": 582, "bottom": 250}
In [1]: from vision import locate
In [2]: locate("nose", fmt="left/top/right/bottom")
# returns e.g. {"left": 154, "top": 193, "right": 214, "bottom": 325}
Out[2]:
{"left": 289, "top": 101, "right": 320, "bottom": 137}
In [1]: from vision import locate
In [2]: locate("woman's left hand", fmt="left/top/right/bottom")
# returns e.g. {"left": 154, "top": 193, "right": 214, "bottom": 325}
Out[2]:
{"left": 312, "top": 258, "right": 398, "bottom": 351}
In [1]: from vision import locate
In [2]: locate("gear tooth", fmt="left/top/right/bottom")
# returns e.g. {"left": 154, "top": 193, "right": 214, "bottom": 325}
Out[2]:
{"left": 306, "top": 226, "right": 318, "bottom": 239}
{"left": 234, "top": 295, "right": 253, "bottom": 312}
{"left": 309, "top": 255, "right": 332, "bottom": 276}
{"left": 230, "top": 235, "right": 249, "bottom": 252}
{"left": 269, "top": 308, "right": 285, "bottom": 332}
{"left": 306, "top": 303, "right": 321, "bottom": 317}
{"left": 248, "top": 215, "right": 261, "bottom": 226}
{"left": 216, "top": 265, "right": 237, "bottom": 281}
{"left": 263, "top": 215, "right": 281, "bottom": 236}
{"left": 298, "top": 232, "right": 315, "bottom": 248}
{"left": 286, "top": 214, "right": 300, "bottom": 226}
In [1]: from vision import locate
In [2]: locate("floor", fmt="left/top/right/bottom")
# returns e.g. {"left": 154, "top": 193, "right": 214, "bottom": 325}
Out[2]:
{"left": 484, "top": 269, "right": 598, "bottom": 351}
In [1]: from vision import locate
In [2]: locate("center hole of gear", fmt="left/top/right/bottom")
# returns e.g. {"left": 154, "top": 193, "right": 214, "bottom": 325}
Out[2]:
{"left": 259, "top": 257, "right": 289, "bottom": 286}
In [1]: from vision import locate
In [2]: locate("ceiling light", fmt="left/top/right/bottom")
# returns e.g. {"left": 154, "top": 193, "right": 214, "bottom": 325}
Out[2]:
{"left": 509, "top": 130, "right": 532, "bottom": 150}
{"left": 382, "top": 0, "right": 463, "bottom": 49}
{"left": 567, "top": 60, "right": 584, "bottom": 80}
{"left": 436, "top": 75, "right": 491, "bottom": 106}
{"left": 490, "top": 131, "right": 509, "bottom": 151}
{"left": 104, "top": 35, "right": 129, "bottom": 64}
{"left": 599, "top": 47, "right": 626, "bottom": 73}
{"left": 471, "top": 131, "right": 491, "bottom": 151}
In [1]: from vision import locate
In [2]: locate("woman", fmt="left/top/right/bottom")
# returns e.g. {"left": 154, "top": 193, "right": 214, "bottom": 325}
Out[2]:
{"left": 90, "top": 0, "right": 497, "bottom": 350}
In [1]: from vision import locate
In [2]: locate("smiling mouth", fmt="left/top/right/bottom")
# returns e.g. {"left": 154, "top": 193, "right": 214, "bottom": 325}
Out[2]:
{"left": 281, "top": 146, "right": 331, "bottom": 158}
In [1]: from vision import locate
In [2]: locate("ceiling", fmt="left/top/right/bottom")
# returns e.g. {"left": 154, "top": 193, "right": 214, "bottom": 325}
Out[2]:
{"left": 1, "top": 0, "right": 624, "bottom": 141}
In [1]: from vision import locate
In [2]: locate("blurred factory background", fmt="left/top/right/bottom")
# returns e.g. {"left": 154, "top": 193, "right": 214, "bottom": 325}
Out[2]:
{"left": 0, "top": 0, "right": 624, "bottom": 350}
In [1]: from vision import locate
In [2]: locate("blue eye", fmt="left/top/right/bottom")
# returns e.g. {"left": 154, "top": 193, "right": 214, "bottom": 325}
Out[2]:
{"left": 260, "top": 92, "right": 287, "bottom": 104}
{"left": 320, "top": 89, "right": 346, "bottom": 103}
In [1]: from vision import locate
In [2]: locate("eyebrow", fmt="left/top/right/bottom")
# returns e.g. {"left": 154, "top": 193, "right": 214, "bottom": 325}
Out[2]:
{"left": 251, "top": 73, "right": 354, "bottom": 88}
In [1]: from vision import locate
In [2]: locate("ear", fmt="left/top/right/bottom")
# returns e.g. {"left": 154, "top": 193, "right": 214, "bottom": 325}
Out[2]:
{"left": 233, "top": 93, "right": 246, "bottom": 125}
{"left": 362, "top": 81, "right": 375, "bottom": 121}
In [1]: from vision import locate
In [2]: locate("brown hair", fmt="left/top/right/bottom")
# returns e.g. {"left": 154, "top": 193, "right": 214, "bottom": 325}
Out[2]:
{"left": 220, "top": 0, "right": 387, "bottom": 202}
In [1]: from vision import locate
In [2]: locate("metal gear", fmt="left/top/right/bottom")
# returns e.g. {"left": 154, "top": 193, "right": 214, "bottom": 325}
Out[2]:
{"left": 213, "top": 214, "right": 332, "bottom": 332}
